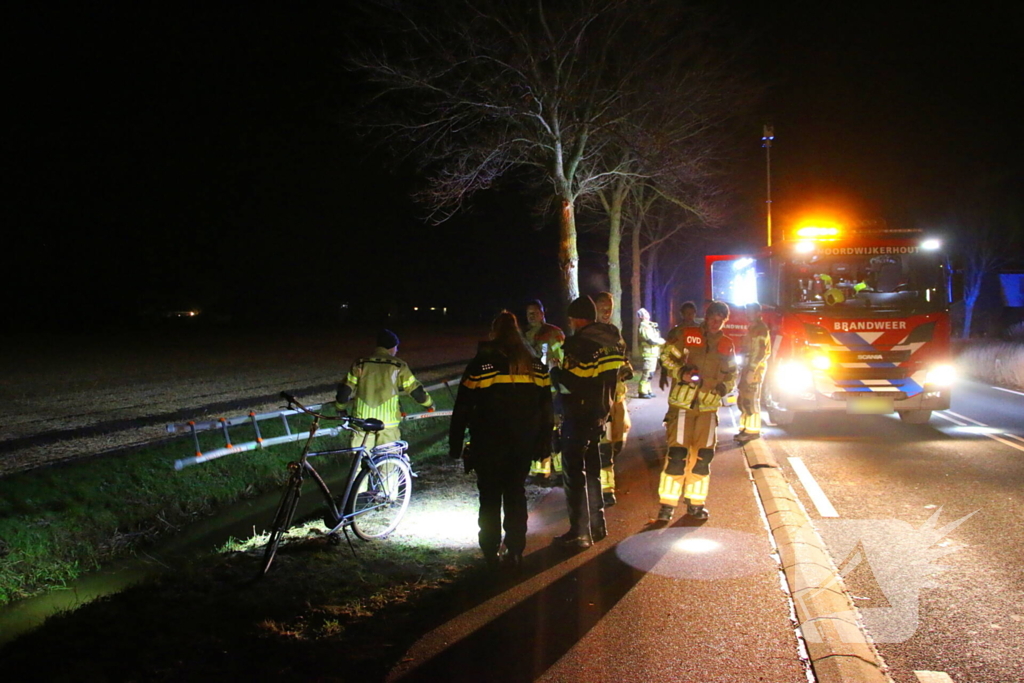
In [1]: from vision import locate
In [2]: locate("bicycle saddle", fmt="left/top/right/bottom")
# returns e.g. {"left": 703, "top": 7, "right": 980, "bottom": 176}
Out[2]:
{"left": 349, "top": 417, "right": 385, "bottom": 432}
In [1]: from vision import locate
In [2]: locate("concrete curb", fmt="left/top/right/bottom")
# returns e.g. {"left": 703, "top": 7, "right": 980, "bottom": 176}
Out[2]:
{"left": 742, "top": 437, "right": 894, "bottom": 683}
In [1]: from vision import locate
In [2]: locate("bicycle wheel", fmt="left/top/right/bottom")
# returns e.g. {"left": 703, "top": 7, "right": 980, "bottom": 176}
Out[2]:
{"left": 261, "top": 473, "right": 302, "bottom": 576}
{"left": 347, "top": 455, "right": 412, "bottom": 541}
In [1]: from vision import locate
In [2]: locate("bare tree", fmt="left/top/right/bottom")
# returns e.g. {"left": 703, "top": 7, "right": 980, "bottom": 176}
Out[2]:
{"left": 590, "top": 17, "right": 752, "bottom": 332}
{"left": 348, "top": 0, "right": 649, "bottom": 304}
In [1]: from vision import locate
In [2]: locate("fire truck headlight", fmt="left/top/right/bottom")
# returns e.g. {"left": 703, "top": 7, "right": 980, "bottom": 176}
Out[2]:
{"left": 778, "top": 361, "right": 814, "bottom": 392}
{"left": 810, "top": 353, "right": 831, "bottom": 371}
{"left": 925, "top": 364, "right": 955, "bottom": 386}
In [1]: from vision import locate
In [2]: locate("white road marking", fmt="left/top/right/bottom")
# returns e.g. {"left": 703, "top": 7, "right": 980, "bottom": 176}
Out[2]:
{"left": 914, "top": 672, "right": 954, "bottom": 683}
{"left": 944, "top": 410, "right": 985, "bottom": 426}
{"left": 787, "top": 457, "right": 839, "bottom": 518}
{"left": 992, "top": 386, "right": 1024, "bottom": 397}
{"left": 936, "top": 412, "right": 1024, "bottom": 454}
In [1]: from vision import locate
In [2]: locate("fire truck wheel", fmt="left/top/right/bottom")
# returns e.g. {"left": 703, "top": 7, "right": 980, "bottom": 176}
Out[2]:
{"left": 898, "top": 410, "right": 932, "bottom": 424}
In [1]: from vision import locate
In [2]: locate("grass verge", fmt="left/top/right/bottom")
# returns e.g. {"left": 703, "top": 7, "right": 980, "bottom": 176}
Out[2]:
{"left": 0, "top": 390, "right": 455, "bottom": 607}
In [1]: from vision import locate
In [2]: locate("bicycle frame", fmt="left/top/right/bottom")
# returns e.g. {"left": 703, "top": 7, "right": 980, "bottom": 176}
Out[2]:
{"left": 285, "top": 399, "right": 410, "bottom": 534}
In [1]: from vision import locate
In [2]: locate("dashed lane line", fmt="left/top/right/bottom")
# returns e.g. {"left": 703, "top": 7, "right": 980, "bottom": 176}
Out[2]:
{"left": 992, "top": 385, "right": 1024, "bottom": 397}
{"left": 787, "top": 457, "right": 840, "bottom": 518}
{"left": 935, "top": 411, "right": 1024, "bottom": 454}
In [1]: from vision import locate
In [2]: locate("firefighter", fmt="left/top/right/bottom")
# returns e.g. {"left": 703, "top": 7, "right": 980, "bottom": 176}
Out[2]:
{"left": 659, "top": 301, "right": 700, "bottom": 391}
{"left": 636, "top": 308, "right": 665, "bottom": 398}
{"left": 736, "top": 302, "right": 771, "bottom": 443}
{"left": 656, "top": 301, "right": 737, "bottom": 522}
{"left": 593, "top": 291, "right": 634, "bottom": 507}
{"left": 523, "top": 299, "right": 566, "bottom": 484}
{"left": 449, "top": 311, "right": 554, "bottom": 570}
{"left": 334, "top": 329, "right": 434, "bottom": 448}
{"left": 551, "top": 296, "right": 627, "bottom": 548}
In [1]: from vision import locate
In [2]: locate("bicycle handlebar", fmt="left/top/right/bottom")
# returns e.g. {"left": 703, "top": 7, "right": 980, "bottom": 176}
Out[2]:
{"left": 280, "top": 391, "right": 387, "bottom": 433}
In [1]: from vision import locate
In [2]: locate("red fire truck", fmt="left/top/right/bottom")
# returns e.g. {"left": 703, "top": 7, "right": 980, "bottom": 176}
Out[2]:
{"left": 706, "top": 224, "right": 955, "bottom": 425}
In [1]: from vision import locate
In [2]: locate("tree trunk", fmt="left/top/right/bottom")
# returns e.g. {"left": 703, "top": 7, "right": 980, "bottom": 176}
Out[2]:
{"left": 630, "top": 215, "right": 642, "bottom": 356}
{"left": 606, "top": 191, "right": 625, "bottom": 331}
{"left": 963, "top": 270, "right": 982, "bottom": 339}
{"left": 558, "top": 198, "right": 580, "bottom": 306}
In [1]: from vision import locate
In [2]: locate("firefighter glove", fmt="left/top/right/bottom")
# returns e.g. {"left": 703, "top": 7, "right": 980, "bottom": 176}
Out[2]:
{"left": 714, "top": 382, "right": 728, "bottom": 396}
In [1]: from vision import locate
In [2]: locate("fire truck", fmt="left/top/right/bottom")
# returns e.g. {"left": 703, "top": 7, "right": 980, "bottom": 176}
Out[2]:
{"left": 706, "top": 224, "right": 955, "bottom": 425}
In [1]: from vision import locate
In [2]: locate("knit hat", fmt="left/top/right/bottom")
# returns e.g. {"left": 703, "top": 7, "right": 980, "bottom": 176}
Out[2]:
{"left": 376, "top": 329, "right": 400, "bottom": 349}
{"left": 566, "top": 296, "right": 597, "bottom": 321}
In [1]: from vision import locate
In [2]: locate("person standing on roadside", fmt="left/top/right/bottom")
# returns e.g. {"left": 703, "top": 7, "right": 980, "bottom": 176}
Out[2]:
{"left": 656, "top": 301, "right": 737, "bottom": 522}
{"left": 636, "top": 308, "right": 665, "bottom": 398}
{"left": 593, "top": 291, "right": 634, "bottom": 507}
{"left": 449, "top": 311, "right": 554, "bottom": 570}
{"left": 552, "top": 296, "right": 627, "bottom": 548}
{"left": 660, "top": 301, "right": 701, "bottom": 391}
{"left": 736, "top": 302, "right": 771, "bottom": 443}
{"left": 335, "top": 329, "right": 434, "bottom": 448}
{"left": 523, "top": 299, "right": 565, "bottom": 485}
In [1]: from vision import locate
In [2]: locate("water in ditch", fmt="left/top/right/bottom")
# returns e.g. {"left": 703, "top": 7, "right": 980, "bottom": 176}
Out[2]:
{"left": 0, "top": 465, "right": 349, "bottom": 647}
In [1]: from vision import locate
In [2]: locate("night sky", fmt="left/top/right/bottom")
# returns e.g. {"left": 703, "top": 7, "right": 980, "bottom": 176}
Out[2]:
{"left": 9, "top": 2, "right": 1023, "bottom": 329}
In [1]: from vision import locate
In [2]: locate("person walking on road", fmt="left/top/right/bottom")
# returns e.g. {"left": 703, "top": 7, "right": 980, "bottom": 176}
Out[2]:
{"left": 523, "top": 299, "right": 565, "bottom": 485}
{"left": 552, "top": 296, "right": 627, "bottom": 548}
{"left": 736, "top": 302, "right": 771, "bottom": 444}
{"left": 656, "top": 301, "right": 737, "bottom": 522}
{"left": 334, "top": 329, "right": 434, "bottom": 448}
{"left": 636, "top": 308, "right": 665, "bottom": 398}
{"left": 449, "top": 311, "right": 554, "bottom": 570}
{"left": 593, "top": 291, "right": 634, "bottom": 507}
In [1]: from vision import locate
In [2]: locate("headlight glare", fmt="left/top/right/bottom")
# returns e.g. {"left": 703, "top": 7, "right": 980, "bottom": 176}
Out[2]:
{"left": 925, "top": 364, "right": 955, "bottom": 386}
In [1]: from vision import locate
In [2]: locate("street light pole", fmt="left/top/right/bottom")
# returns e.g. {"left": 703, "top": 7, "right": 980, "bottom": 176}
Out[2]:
{"left": 762, "top": 124, "right": 774, "bottom": 247}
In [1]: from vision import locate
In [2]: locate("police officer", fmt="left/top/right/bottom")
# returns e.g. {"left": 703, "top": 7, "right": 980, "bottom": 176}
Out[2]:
{"left": 593, "top": 291, "right": 634, "bottom": 507}
{"left": 450, "top": 311, "right": 554, "bottom": 569}
{"left": 736, "top": 302, "right": 771, "bottom": 443}
{"left": 523, "top": 299, "right": 566, "bottom": 484}
{"left": 552, "top": 296, "right": 627, "bottom": 548}
{"left": 656, "top": 301, "right": 737, "bottom": 521}
{"left": 335, "top": 329, "right": 434, "bottom": 448}
{"left": 636, "top": 308, "right": 665, "bottom": 398}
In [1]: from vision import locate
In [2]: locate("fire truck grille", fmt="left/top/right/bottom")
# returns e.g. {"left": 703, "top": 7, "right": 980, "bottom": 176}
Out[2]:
{"left": 831, "top": 367, "right": 908, "bottom": 380}
{"left": 831, "top": 349, "right": 911, "bottom": 363}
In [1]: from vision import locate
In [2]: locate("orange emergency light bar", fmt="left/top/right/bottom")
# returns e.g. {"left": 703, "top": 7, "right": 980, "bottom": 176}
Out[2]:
{"left": 794, "top": 225, "right": 841, "bottom": 240}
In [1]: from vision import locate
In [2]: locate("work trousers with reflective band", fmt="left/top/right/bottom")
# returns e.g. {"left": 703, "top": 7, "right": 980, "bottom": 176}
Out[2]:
{"left": 658, "top": 408, "right": 718, "bottom": 506}
{"left": 598, "top": 398, "right": 630, "bottom": 492}
{"left": 529, "top": 421, "right": 563, "bottom": 476}
{"left": 352, "top": 425, "right": 401, "bottom": 450}
{"left": 561, "top": 419, "right": 606, "bottom": 538}
{"left": 475, "top": 453, "right": 532, "bottom": 556}
{"left": 738, "top": 379, "right": 763, "bottom": 434}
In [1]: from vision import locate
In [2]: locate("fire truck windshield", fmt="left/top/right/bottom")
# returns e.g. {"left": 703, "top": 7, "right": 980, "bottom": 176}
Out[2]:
{"left": 783, "top": 249, "right": 949, "bottom": 315}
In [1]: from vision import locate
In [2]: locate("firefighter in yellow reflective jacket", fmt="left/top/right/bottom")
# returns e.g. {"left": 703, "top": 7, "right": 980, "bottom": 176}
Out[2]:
{"left": 735, "top": 303, "right": 771, "bottom": 443}
{"left": 523, "top": 299, "right": 566, "bottom": 483}
{"left": 657, "top": 301, "right": 737, "bottom": 522}
{"left": 636, "top": 308, "right": 665, "bottom": 398}
{"left": 594, "top": 291, "right": 634, "bottom": 507}
{"left": 335, "top": 329, "right": 434, "bottom": 448}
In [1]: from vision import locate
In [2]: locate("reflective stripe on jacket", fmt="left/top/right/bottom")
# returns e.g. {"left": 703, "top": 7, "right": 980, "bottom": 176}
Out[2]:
{"left": 661, "top": 325, "right": 737, "bottom": 411}
{"left": 336, "top": 347, "right": 433, "bottom": 428}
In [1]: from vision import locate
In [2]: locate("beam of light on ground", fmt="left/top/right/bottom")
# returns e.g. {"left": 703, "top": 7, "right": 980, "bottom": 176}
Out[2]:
{"left": 615, "top": 528, "right": 773, "bottom": 580}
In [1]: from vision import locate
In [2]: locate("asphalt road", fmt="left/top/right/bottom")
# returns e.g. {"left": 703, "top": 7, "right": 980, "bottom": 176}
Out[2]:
{"left": 387, "top": 395, "right": 809, "bottom": 682}
{"left": 761, "top": 378, "right": 1024, "bottom": 683}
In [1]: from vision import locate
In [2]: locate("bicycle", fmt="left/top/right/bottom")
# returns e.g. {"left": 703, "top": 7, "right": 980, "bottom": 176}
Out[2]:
{"left": 260, "top": 392, "right": 414, "bottom": 576}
